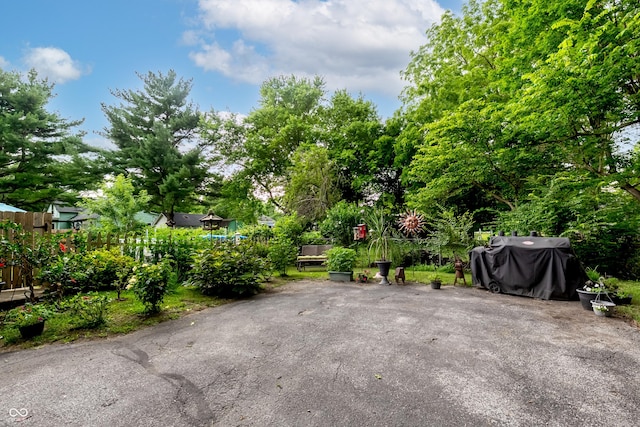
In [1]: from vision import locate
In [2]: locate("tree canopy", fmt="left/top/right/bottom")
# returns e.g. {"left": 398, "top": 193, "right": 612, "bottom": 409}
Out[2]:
{"left": 102, "top": 70, "right": 209, "bottom": 221}
{"left": 0, "top": 69, "right": 105, "bottom": 210}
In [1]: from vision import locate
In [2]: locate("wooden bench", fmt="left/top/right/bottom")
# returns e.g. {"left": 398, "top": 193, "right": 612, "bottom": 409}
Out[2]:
{"left": 296, "top": 245, "right": 333, "bottom": 271}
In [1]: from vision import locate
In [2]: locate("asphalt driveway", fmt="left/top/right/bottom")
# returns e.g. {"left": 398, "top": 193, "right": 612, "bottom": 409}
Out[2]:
{"left": 1, "top": 280, "right": 639, "bottom": 426}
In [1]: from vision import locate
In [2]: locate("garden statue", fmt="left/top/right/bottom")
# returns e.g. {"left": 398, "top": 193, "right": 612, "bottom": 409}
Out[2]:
{"left": 453, "top": 256, "right": 466, "bottom": 286}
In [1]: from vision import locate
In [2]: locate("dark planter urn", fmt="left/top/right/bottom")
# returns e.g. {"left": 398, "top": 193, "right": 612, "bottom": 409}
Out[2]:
{"left": 576, "top": 289, "right": 600, "bottom": 311}
{"left": 431, "top": 280, "right": 442, "bottom": 290}
{"left": 376, "top": 261, "right": 392, "bottom": 286}
{"left": 19, "top": 321, "right": 45, "bottom": 339}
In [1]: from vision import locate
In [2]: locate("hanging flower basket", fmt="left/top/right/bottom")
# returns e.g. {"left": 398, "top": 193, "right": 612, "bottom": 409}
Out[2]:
{"left": 591, "top": 300, "right": 616, "bottom": 317}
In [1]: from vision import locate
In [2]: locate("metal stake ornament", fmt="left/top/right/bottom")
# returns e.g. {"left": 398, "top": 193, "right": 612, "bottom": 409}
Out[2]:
{"left": 398, "top": 210, "right": 426, "bottom": 236}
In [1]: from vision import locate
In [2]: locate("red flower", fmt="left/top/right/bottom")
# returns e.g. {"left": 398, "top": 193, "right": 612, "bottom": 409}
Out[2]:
{"left": 59, "top": 242, "right": 66, "bottom": 252}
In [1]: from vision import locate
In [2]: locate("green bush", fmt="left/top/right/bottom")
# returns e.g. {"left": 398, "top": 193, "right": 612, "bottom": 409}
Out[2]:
{"left": 325, "top": 247, "right": 357, "bottom": 272}
{"left": 39, "top": 253, "right": 89, "bottom": 298}
{"left": 268, "top": 237, "right": 298, "bottom": 276}
{"left": 63, "top": 292, "right": 110, "bottom": 328}
{"left": 83, "top": 248, "right": 136, "bottom": 291}
{"left": 320, "top": 202, "right": 364, "bottom": 247}
{"left": 273, "top": 214, "right": 304, "bottom": 246}
{"left": 148, "top": 228, "right": 208, "bottom": 282}
{"left": 300, "top": 231, "right": 327, "bottom": 245}
{"left": 130, "top": 257, "right": 176, "bottom": 313}
{"left": 40, "top": 248, "right": 136, "bottom": 298}
{"left": 188, "top": 241, "right": 267, "bottom": 298}
{"left": 239, "top": 224, "right": 274, "bottom": 242}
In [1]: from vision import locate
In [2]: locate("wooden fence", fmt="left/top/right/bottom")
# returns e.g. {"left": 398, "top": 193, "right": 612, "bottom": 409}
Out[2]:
{"left": 0, "top": 212, "right": 52, "bottom": 291}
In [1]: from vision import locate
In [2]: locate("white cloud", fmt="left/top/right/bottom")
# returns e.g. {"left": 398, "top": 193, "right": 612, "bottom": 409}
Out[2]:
{"left": 22, "top": 47, "right": 87, "bottom": 83}
{"left": 188, "top": 0, "right": 444, "bottom": 97}
{"left": 0, "top": 56, "right": 9, "bottom": 68}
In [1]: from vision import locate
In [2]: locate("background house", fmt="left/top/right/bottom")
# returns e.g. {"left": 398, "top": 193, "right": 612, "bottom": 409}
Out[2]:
{"left": 47, "top": 204, "right": 84, "bottom": 230}
{"left": 257, "top": 215, "right": 276, "bottom": 228}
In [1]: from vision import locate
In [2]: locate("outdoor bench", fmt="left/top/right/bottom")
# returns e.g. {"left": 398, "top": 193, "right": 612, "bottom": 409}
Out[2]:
{"left": 296, "top": 244, "right": 333, "bottom": 271}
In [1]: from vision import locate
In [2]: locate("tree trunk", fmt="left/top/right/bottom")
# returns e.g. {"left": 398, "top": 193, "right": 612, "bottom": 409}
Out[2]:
{"left": 621, "top": 182, "right": 640, "bottom": 203}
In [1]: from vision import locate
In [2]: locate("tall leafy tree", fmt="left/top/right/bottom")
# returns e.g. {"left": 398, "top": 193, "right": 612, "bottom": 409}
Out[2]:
{"left": 319, "top": 90, "right": 383, "bottom": 202}
{"left": 0, "top": 69, "right": 104, "bottom": 210}
{"left": 284, "top": 144, "right": 340, "bottom": 224}
{"left": 402, "top": 0, "right": 560, "bottom": 212}
{"left": 515, "top": 0, "right": 640, "bottom": 201}
{"left": 80, "top": 174, "right": 151, "bottom": 233}
{"left": 102, "top": 70, "right": 208, "bottom": 222}
{"left": 202, "top": 75, "right": 325, "bottom": 209}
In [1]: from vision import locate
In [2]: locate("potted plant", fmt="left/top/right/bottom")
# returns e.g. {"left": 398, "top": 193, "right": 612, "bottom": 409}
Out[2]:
{"left": 431, "top": 266, "right": 442, "bottom": 289}
{"left": 325, "top": 247, "right": 357, "bottom": 282}
{"left": 367, "top": 210, "right": 393, "bottom": 285}
{"left": 577, "top": 267, "right": 608, "bottom": 310}
{"left": 591, "top": 300, "right": 616, "bottom": 317}
{"left": 431, "top": 275, "right": 442, "bottom": 289}
{"left": 4, "top": 303, "right": 53, "bottom": 339}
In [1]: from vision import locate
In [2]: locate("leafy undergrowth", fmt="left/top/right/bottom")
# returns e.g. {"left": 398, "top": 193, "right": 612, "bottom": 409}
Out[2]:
{"left": 611, "top": 280, "right": 640, "bottom": 326}
{"left": 0, "top": 286, "right": 228, "bottom": 351}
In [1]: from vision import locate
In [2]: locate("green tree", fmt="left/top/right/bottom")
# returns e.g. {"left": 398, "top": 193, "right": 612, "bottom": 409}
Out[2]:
{"left": 515, "top": 0, "right": 640, "bottom": 202}
{"left": 206, "top": 175, "right": 262, "bottom": 225}
{"left": 284, "top": 144, "right": 340, "bottom": 225}
{"left": 101, "top": 70, "right": 208, "bottom": 222}
{"left": 319, "top": 90, "right": 383, "bottom": 202}
{"left": 202, "top": 75, "right": 325, "bottom": 209}
{"left": 0, "top": 69, "right": 105, "bottom": 210}
{"left": 403, "top": 0, "right": 640, "bottom": 214}
{"left": 80, "top": 174, "right": 151, "bottom": 233}
{"left": 402, "top": 0, "right": 561, "bottom": 212}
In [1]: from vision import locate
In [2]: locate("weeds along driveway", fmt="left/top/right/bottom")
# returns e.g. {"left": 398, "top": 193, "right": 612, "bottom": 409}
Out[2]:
{"left": 1, "top": 280, "right": 640, "bottom": 427}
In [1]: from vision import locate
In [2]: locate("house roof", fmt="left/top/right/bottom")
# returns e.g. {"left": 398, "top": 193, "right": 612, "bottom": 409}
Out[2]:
{"left": 71, "top": 213, "right": 100, "bottom": 222}
{"left": 135, "top": 211, "right": 159, "bottom": 225}
{"left": 0, "top": 203, "right": 26, "bottom": 212}
{"left": 155, "top": 213, "right": 234, "bottom": 228}
{"left": 161, "top": 213, "right": 208, "bottom": 228}
{"left": 54, "top": 206, "right": 84, "bottom": 214}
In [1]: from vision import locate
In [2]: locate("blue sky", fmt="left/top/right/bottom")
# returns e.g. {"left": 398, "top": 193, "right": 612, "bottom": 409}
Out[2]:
{"left": 1, "top": 0, "right": 463, "bottom": 148}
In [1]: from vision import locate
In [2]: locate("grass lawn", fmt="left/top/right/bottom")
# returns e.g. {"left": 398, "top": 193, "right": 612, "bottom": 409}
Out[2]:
{"left": 0, "top": 286, "right": 228, "bottom": 351}
{"left": 2, "top": 267, "right": 640, "bottom": 352}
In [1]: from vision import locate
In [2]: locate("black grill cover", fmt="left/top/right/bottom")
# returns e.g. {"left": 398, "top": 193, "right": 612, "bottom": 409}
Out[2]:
{"left": 470, "top": 236, "right": 586, "bottom": 300}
